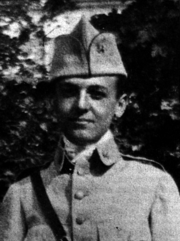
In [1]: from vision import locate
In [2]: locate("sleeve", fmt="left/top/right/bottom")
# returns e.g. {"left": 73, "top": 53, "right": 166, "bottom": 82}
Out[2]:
{"left": 150, "top": 172, "right": 180, "bottom": 241}
{"left": 0, "top": 183, "right": 26, "bottom": 241}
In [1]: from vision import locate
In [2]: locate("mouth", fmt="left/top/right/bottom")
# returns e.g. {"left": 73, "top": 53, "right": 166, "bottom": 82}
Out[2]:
{"left": 69, "top": 118, "right": 94, "bottom": 124}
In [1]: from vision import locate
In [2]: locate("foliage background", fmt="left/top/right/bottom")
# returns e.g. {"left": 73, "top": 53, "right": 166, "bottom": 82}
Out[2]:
{"left": 0, "top": 0, "right": 180, "bottom": 201}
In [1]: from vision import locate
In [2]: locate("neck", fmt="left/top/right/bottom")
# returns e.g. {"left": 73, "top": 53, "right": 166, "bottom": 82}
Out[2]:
{"left": 63, "top": 130, "right": 113, "bottom": 161}
{"left": 63, "top": 130, "right": 112, "bottom": 152}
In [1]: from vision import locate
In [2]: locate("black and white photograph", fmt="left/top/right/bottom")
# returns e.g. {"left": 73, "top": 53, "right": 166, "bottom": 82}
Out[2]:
{"left": 0, "top": 0, "right": 180, "bottom": 240}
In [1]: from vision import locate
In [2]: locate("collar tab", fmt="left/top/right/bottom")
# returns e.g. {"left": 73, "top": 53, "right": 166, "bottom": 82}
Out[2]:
{"left": 97, "top": 136, "right": 122, "bottom": 166}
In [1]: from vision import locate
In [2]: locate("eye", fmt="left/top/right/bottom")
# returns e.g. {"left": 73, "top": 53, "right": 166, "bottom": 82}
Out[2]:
{"left": 88, "top": 88, "right": 107, "bottom": 100}
{"left": 59, "top": 85, "right": 77, "bottom": 98}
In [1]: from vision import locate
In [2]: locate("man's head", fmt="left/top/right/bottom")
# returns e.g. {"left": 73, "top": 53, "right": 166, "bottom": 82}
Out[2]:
{"left": 55, "top": 75, "right": 127, "bottom": 146}
{"left": 45, "top": 16, "right": 128, "bottom": 145}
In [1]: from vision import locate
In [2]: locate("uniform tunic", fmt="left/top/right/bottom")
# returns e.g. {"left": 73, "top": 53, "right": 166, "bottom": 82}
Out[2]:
{"left": 0, "top": 135, "right": 180, "bottom": 241}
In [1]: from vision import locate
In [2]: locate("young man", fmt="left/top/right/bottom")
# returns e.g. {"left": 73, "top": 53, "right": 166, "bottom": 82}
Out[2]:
{"left": 1, "top": 16, "right": 180, "bottom": 241}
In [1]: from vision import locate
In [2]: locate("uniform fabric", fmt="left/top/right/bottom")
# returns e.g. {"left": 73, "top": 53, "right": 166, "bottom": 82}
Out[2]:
{"left": 0, "top": 134, "right": 180, "bottom": 241}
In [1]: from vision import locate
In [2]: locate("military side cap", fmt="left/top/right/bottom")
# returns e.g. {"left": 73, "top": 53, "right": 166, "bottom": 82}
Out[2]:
{"left": 49, "top": 16, "right": 127, "bottom": 80}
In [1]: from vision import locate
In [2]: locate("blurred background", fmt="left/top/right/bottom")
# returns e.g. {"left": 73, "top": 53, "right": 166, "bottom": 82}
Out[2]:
{"left": 0, "top": 0, "right": 180, "bottom": 201}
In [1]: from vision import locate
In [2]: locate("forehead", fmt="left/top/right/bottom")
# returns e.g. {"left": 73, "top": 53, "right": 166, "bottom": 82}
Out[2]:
{"left": 58, "top": 76, "right": 119, "bottom": 89}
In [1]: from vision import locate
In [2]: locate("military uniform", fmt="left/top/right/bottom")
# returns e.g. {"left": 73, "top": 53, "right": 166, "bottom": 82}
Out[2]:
{"left": 0, "top": 132, "right": 180, "bottom": 240}
{"left": 1, "top": 16, "right": 180, "bottom": 241}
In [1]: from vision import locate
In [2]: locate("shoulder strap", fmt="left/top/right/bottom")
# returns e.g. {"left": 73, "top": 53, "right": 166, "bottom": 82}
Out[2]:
{"left": 120, "top": 153, "right": 166, "bottom": 171}
{"left": 31, "top": 171, "right": 68, "bottom": 241}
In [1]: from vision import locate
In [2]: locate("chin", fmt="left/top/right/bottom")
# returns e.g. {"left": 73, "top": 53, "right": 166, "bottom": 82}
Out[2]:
{"left": 65, "top": 130, "right": 101, "bottom": 146}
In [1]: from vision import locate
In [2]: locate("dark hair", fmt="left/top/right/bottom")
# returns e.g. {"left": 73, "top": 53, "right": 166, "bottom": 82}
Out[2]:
{"left": 34, "top": 80, "right": 57, "bottom": 101}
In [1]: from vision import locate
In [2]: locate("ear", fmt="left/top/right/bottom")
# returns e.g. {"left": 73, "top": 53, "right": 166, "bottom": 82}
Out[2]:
{"left": 115, "top": 94, "right": 128, "bottom": 118}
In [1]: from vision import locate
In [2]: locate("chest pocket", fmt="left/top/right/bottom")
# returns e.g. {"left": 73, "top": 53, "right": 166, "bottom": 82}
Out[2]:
{"left": 97, "top": 221, "right": 151, "bottom": 241}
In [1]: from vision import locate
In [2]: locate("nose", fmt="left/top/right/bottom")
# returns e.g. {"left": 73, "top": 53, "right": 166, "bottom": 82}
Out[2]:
{"left": 77, "top": 91, "right": 90, "bottom": 110}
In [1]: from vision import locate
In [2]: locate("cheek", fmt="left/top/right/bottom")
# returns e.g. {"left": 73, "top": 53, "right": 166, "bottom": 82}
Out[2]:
{"left": 57, "top": 98, "right": 73, "bottom": 114}
{"left": 95, "top": 101, "right": 117, "bottom": 123}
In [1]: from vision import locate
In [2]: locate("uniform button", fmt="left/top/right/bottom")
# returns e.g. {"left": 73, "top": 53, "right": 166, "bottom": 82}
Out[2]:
{"left": 74, "top": 191, "right": 84, "bottom": 200}
{"left": 76, "top": 216, "right": 85, "bottom": 225}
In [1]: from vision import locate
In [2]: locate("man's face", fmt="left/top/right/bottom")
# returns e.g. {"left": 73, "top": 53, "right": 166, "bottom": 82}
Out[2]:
{"left": 56, "top": 76, "right": 126, "bottom": 145}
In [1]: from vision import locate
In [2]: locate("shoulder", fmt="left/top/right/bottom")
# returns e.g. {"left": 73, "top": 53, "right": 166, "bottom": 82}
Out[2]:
{"left": 4, "top": 161, "right": 54, "bottom": 198}
{"left": 121, "top": 153, "right": 166, "bottom": 172}
{"left": 120, "top": 152, "right": 172, "bottom": 183}
{"left": 120, "top": 153, "right": 179, "bottom": 194}
{"left": 16, "top": 161, "right": 52, "bottom": 183}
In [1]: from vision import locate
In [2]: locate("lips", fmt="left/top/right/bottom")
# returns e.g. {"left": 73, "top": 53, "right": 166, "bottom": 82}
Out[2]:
{"left": 69, "top": 118, "right": 94, "bottom": 123}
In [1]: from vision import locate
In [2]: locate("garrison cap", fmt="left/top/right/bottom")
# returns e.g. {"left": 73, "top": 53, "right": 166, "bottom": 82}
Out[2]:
{"left": 49, "top": 16, "right": 127, "bottom": 80}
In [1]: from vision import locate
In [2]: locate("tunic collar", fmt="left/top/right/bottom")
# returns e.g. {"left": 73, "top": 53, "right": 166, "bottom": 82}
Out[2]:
{"left": 96, "top": 134, "right": 122, "bottom": 166}
{"left": 53, "top": 131, "right": 122, "bottom": 173}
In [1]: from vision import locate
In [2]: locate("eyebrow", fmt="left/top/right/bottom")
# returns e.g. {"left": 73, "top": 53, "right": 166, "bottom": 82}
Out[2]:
{"left": 88, "top": 85, "right": 107, "bottom": 92}
{"left": 59, "top": 82, "right": 108, "bottom": 91}
{"left": 59, "top": 82, "right": 76, "bottom": 87}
